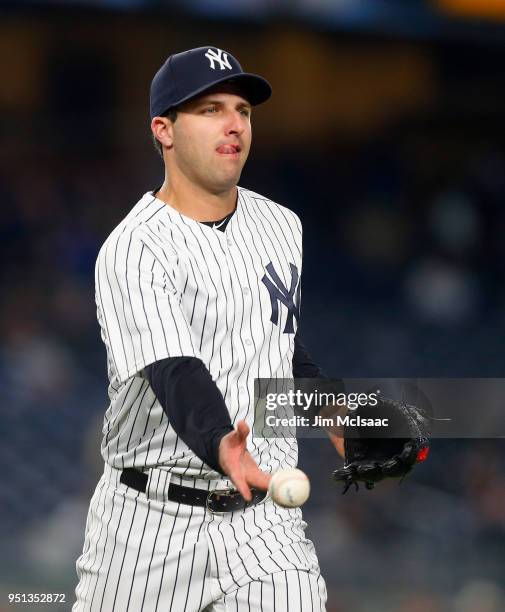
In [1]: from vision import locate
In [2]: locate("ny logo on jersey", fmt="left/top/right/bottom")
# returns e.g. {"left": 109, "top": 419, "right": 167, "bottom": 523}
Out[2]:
{"left": 261, "top": 262, "right": 301, "bottom": 334}
{"left": 204, "top": 48, "right": 232, "bottom": 70}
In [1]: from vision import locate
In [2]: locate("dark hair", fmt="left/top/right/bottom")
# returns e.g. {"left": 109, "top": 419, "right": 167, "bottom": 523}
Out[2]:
{"left": 152, "top": 107, "right": 178, "bottom": 158}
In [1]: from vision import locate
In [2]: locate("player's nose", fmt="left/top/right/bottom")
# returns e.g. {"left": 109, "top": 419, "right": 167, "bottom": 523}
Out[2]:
{"left": 224, "top": 110, "right": 245, "bottom": 136}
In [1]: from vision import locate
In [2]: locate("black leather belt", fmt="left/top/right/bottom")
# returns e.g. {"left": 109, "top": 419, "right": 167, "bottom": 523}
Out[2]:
{"left": 120, "top": 468, "right": 266, "bottom": 513}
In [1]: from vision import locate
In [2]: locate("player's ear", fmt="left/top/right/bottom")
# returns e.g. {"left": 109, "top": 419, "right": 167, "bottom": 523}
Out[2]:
{"left": 151, "top": 116, "right": 174, "bottom": 149}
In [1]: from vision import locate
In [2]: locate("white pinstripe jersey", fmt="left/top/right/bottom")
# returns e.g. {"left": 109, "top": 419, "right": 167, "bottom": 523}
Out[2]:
{"left": 95, "top": 186, "right": 302, "bottom": 481}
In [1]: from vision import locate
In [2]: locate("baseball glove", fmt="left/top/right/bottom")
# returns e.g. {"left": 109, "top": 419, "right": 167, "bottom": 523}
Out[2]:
{"left": 332, "top": 397, "right": 430, "bottom": 494}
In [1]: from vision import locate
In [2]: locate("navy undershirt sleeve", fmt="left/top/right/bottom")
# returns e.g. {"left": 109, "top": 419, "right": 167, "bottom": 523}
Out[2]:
{"left": 144, "top": 357, "right": 233, "bottom": 474}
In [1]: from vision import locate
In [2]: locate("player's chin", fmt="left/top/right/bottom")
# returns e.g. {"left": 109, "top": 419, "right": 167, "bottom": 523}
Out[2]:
{"left": 206, "top": 170, "right": 239, "bottom": 193}
{"left": 213, "top": 164, "right": 244, "bottom": 187}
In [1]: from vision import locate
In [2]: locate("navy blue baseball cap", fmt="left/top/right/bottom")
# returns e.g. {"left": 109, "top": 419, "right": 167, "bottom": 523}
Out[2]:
{"left": 150, "top": 46, "right": 272, "bottom": 119}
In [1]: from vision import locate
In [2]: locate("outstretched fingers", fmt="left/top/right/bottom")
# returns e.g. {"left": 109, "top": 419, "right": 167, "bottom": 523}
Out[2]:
{"left": 218, "top": 420, "right": 271, "bottom": 501}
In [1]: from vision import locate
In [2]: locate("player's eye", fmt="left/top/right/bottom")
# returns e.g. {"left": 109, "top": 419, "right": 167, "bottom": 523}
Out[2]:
{"left": 239, "top": 108, "right": 251, "bottom": 118}
{"left": 203, "top": 106, "right": 218, "bottom": 114}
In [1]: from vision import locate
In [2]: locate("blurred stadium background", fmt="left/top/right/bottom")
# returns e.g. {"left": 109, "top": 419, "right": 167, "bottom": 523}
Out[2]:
{"left": 2, "top": 1, "right": 505, "bottom": 610}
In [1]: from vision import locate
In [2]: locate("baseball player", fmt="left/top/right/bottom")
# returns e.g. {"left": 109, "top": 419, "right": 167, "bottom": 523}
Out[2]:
{"left": 73, "top": 45, "right": 335, "bottom": 612}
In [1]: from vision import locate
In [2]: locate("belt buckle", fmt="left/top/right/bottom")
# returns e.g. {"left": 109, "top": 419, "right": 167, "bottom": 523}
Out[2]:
{"left": 206, "top": 488, "right": 239, "bottom": 514}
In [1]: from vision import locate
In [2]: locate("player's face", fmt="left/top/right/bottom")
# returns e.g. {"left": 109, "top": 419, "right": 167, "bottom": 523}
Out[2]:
{"left": 170, "top": 88, "right": 252, "bottom": 194}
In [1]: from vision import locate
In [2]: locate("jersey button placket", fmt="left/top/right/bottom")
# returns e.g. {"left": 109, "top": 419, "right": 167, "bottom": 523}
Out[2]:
{"left": 226, "top": 234, "right": 254, "bottom": 358}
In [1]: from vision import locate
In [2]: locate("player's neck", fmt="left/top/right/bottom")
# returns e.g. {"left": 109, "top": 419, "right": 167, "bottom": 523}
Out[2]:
{"left": 155, "top": 174, "right": 237, "bottom": 222}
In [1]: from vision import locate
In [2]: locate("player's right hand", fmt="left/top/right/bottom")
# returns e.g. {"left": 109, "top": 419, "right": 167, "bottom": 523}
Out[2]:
{"left": 218, "top": 420, "right": 271, "bottom": 501}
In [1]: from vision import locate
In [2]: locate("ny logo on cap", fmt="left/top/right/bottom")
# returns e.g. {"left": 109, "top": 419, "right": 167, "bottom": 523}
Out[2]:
{"left": 261, "top": 262, "right": 301, "bottom": 334}
{"left": 205, "top": 48, "right": 232, "bottom": 70}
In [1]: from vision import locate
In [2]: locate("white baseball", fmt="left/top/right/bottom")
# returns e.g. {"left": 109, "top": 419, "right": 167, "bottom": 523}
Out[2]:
{"left": 268, "top": 468, "right": 310, "bottom": 508}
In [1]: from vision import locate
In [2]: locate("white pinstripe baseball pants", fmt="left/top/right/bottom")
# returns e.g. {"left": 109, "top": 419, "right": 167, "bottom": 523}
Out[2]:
{"left": 73, "top": 464, "right": 327, "bottom": 612}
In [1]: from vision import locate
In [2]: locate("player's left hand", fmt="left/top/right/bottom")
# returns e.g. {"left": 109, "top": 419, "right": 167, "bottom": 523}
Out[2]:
{"left": 332, "top": 397, "right": 430, "bottom": 494}
{"left": 218, "top": 420, "right": 271, "bottom": 501}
